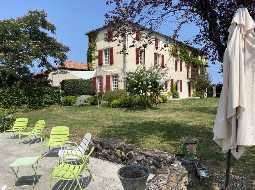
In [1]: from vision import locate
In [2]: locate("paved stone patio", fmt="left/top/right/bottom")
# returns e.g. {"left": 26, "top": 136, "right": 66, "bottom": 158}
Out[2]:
{"left": 0, "top": 133, "right": 144, "bottom": 190}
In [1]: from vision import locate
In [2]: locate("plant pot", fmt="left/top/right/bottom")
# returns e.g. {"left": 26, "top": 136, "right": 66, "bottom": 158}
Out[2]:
{"left": 118, "top": 165, "right": 149, "bottom": 190}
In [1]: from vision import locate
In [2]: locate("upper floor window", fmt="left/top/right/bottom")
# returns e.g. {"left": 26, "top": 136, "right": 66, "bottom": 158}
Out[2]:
{"left": 112, "top": 75, "right": 119, "bottom": 90}
{"left": 105, "top": 29, "right": 113, "bottom": 42}
{"left": 155, "top": 37, "right": 159, "bottom": 50}
{"left": 136, "top": 48, "right": 145, "bottom": 65}
{"left": 104, "top": 48, "right": 110, "bottom": 65}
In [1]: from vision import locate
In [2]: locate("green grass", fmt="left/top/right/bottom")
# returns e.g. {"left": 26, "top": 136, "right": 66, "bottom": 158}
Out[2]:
{"left": 16, "top": 98, "right": 255, "bottom": 182}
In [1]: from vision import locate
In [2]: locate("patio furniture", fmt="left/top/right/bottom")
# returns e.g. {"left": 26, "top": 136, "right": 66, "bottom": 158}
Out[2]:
{"left": 9, "top": 156, "right": 40, "bottom": 188}
{"left": 58, "top": 133, "right": 92, "bottom": 161}
{"left": 20, "top": 120, "right": 46, "bottom": 142}
{"left": 6, "top": 118, "right": 29, "bottom": 139}
{"left": 46, "top": 126, "right": 69, "bottom": 150}
{"left": 50, "top": 146, "right": 95, "bottom": 190}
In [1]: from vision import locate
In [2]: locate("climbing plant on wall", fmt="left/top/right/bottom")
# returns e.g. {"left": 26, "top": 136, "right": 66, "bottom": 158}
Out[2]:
{"left": 87, "top": 31, "right": 98, "bottom": 70}
{"left": 169, "top": 44, "right": 206, "bottom": 66}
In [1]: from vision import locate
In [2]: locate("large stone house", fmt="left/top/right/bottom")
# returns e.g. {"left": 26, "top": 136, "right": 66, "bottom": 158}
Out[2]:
{"left": 86, "top": 23, "right": 207, "bottom": 98}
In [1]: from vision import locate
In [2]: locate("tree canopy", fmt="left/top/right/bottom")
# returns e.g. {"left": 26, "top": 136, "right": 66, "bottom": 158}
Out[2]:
{"left": 0, "top": 10, "right": 69, "bottom": 87}
{"left": 106, "top": 0, "right": 255, "bottom": 63}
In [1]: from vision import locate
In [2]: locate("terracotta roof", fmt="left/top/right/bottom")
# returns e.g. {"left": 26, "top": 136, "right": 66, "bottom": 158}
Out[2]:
{"left": 59, "top": 60, "right": 88, "bottom": 71}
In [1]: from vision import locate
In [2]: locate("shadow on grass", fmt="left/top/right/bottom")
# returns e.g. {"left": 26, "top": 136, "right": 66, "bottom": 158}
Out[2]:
{"left": 95, "top": 120, "right": 222, "bottom": 161}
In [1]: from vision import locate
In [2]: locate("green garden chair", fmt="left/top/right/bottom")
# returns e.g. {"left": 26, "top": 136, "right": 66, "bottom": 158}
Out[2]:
{"left": 20, "top": 120, "right": 46, "bottom": 142}
{"left": 46, "top": 126, "right": 69, "bottom": 150}
{"left": 6, "top": 118, "right": 29, "bottom": 139}
{"left": 50, "top": 146, "right": 94, "bottom": 190}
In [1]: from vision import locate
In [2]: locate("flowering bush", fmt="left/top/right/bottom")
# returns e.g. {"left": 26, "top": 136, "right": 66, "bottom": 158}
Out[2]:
{"left": 126, "top": 66, "right": 165, "bottom": 106}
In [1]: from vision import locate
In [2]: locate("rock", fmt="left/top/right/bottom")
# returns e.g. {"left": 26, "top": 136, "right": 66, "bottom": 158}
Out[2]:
{"left": 146, "top": 161, "right": 188, "bottom": 190}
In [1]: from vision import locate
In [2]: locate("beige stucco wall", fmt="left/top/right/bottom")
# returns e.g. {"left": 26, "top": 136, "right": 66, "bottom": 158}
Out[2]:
{"left": 48, "top": 70, "right": 81, "bottom": 87}
{"left": 91, "top": 28, "right": 202, "bottom": 98}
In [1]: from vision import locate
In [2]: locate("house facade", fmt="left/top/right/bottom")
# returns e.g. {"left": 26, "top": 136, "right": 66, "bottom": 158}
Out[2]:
{"left": 86, "top": 24, "right": 207, "bottom": 98}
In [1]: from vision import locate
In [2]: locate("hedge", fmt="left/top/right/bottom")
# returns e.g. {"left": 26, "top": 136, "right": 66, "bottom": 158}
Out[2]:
{"left": 0, "top": 87, "right": 61, "bottom": 109}
{"left": 60, "top": 79, "right": 94, "bottom": 96}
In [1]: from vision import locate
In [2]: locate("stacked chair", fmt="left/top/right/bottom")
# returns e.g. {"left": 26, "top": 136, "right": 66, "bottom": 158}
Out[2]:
{"left": 20, "top": 119, "right": 46, "bottom": 142}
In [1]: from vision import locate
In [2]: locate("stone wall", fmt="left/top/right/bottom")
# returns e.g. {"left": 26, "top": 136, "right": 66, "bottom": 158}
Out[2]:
{"left": 92, "top": 138, "right": 188, "bottom": 189}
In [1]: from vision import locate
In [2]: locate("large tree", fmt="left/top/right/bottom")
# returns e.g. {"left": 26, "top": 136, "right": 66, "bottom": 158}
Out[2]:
{"left": 105, "top": 0, "right": 255, "bottom": 63}
{"left": 0, "top": 10, "right": 69, "bottom": 87}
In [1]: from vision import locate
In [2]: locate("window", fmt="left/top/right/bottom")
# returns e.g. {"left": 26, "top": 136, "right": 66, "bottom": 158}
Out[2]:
{"left": 139, "top": 49, "right": 145, "bottom": 64}
{"left": 112, "top": 75, "right": 119, "bottom": 90}
{"left": 175, "top": 59, "right": 178, "bottom": 72}
{"left": 97, "top": 76, "right": 103, "bottom": 92}
{"left": 154, "top": 53, "right": 161, "bottom": 65}
{"left": 104, "top": 48, "right": 110, "bottom": 65}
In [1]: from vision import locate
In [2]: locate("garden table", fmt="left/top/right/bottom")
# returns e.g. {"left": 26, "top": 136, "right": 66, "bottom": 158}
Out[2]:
{"left": 9, "top": 156, "right": 40, "bottom": 188}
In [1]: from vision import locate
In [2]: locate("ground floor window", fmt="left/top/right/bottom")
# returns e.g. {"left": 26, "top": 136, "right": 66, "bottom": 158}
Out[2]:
{"left": 97, "top": 77, "right": 102, "bottom": 92}
{"left": 112, "top": 75, "right": 119, "bottom": 90}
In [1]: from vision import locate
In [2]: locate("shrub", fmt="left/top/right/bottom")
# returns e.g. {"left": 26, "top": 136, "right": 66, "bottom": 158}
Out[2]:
{"left": 102, "top": 90, "right": 127, "bottom": 105}
{"left": 0, "top": 87, "right": 61, "bottom": 109}
{"left": 111, "top": 99, "right": 122, "bottom": 108}
{"left": 63, "top": 96, "right": 77, "bottom": 106}
{"left": 61, "top": 79, "right": 94, "bottom": 96}
{"left": 86, "top": 96, "right": 97, "bottom": 105}
{"left": 159, "top": 95, "right": 168, "bottom": 103}
{"left": 172, "top": 91, "right": 180, "bottom": 99}
{"left": 126, "top": 66, "right": 165, "bottom": 107}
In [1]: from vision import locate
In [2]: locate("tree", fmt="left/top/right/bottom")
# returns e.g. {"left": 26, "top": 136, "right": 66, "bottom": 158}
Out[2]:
{"left": 105, "top": 0, "right": 255, "bottom": 64}
{"left": 193, "top": 71, "right": 211, "bottom": 98}
{"left": 0, "top": 10, "right": 69, "bottom": 88}
{"left": 126, "top": 66, "right": 165, "bottom": 106}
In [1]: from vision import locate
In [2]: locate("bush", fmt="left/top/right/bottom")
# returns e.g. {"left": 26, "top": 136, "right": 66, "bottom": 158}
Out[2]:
{"left": 86, "top": 96, "right": 97, "bottom": 105}
{"left": 111, "top": 99, "right": 122, "bottom": 108}
{"left": 63, "top": 96, "right": 77, "bottom": 106}
{"left": 61, "top": 79, "right": 94, "bottom": 96}
{"left": 172, "top": 91, "right": 180, "bottom": 99}
{"left": 102, "top": 90, "right": 127, "bottom": 105}
{"left": 0, "top": 87, "right": 61, "bottom": 109}
{"left": 159, "top": 95, "right": 168, "bottom": 103}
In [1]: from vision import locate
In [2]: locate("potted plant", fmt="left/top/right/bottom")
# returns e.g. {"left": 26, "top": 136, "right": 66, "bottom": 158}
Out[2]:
{"left": 118, "top": 165, "right": 149, "bottom": 190}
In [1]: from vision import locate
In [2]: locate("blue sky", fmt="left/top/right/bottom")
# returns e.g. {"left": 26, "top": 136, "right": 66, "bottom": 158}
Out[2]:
{"left": 0, "top": 0, "right": 222, "bottom": 83}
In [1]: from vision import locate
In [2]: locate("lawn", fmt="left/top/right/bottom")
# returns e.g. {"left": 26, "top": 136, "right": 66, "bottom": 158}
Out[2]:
{"left": 16, "top": 98, "right": 255, "bottom": 184}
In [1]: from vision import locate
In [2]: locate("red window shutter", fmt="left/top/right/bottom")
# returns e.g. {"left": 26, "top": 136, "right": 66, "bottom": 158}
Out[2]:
{"left": 161, "top": 54, "right": 165, "bottom": 68}
{"left": 175, "top": 59, "right": 178, "bottom": 71}
{"left": 98, "top": 50, "right": 103, "bottom": 66}
{"left": 136, "top": 30, "right": 140, "bottom": 41}
{"left": 106, "top": 75, "right": 111, "bottom": 91}
{"left": 110, "top": 47, "right": 114, "bottom": 65}
{"left": 154, "top": 53, "right": 157, "bottom": 65}
{"left": 92, "top": 77, "right": 97, "bottom": 93}
{"left": 180, "top": 80, "right": 183, "bottom": 92}
{"left": 155, "top": 38, "right": 159, "bottom": 49}
{"left": 136, "top": 48, "right": 140, "bottom": 64}
{"left": 180, "top": 60, "right": 183, "bottom": 72}
{"left": 100, "top": 76, "right": 103, "bottom": 92}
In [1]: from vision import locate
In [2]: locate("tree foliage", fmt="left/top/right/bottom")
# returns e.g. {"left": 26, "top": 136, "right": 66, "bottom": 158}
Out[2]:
{"left": 0, "top": 10, "right": 69, "bottom": 87}
{"left": 105, "top": 0, "right": 255, "bottom": 63}
{"left": 193, "top": 71, "right": 211, "bottom": 98}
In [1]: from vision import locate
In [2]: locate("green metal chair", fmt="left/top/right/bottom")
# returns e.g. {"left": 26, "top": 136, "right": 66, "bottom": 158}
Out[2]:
{"left": 50, "top": 146, "right": 94, "bottom": 190}
{"left": 46, "top": 126, "right": 69, "bottom": 150}
{"left": 6, "top": 118, "right": 29, "bottom": 139}
{"left": 20, "top": 120, "right": 46, "bottom": 142}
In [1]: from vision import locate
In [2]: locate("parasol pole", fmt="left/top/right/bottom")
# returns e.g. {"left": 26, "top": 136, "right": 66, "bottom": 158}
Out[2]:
{"left": 225, "top": 5, "right": 244, "bottom": 189}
